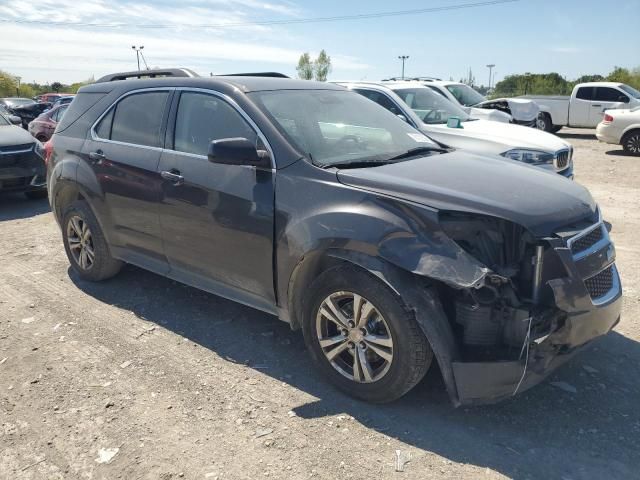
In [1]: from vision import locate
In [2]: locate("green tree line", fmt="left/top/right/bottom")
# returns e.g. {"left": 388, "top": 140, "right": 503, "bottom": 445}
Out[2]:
{"left": 0, "top": 70, "right": 94, "bottom": 98}
{"left": 492, "top": 66, "right": 640, "bottom": 97}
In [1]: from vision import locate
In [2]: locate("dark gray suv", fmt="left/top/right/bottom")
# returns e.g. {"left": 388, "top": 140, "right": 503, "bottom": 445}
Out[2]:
{"left": 47, "top": 69, "right": 621, "bottom": 405}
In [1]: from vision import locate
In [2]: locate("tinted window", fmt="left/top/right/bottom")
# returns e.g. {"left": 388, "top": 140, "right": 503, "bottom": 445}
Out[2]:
{"left": 354, "top": 89, "right": 402, "bottom": 115}
{"left": 53, "top": 106, "right": 68, "bottom": 122}
{"left": 393, "top": 88, "right": 470, "bottom": 124}
{"left": 110, "top": 91, "right": 169, "bottom": 147}
{"left": 426, "top": 86, "right": 450, "bottom": 99}
{"left": 594, "top": 87, "right": 627, "bottom": 102}
{"left": 57, "top": 92, "right": 107, "bottom": 133}
{"left": 173, "top": 92, "right": 256, "bottom": 156}
{"left": 576, "top": 87, "right": 594, "bottom": 100}
{"left": 95, "top": 108, "right": 114, "bottom": 139}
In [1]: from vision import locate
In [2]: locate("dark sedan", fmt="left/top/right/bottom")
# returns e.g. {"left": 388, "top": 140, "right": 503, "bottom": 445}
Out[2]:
{"left": 0, "top": 113, "right": 47, "bottom": 198}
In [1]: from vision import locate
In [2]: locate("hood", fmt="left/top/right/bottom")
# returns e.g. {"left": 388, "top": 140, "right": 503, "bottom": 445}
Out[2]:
{"left": 0, "top": 125, "right": 36, "bottom": 147}
{"left": 336, "top": 151, "right": 595, "bottom": 237}
{"left": 467, "top": 107, "right": 512, "bottom": 123}
{"left": 422, "top": 119, "right": 569, "bottom": 155}
{"left": 477, "top": 98, "right": 540, "bottom": 122}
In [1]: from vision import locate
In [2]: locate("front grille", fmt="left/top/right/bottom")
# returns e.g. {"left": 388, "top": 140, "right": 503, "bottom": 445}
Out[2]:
{"left": 555, "top": 150, "right": 570, "bottom": 169}
{"left": 0, "top": 143, "right": 33, "bottom": 154}
{"left": 570, "top": 225, "right": 605, "bottom": 255}
{"left": 584, "top": 265, "right": 614, "bottom": 299}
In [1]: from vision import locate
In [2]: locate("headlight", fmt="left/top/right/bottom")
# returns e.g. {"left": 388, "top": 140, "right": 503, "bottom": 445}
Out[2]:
{"left": 34, "top": 139, "right": 45, "bottom": 160}
{"left": 501, "top": 149, "right": 554, "bottom": 165}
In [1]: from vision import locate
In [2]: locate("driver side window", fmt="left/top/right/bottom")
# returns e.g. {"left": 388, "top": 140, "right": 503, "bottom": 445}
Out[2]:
{"left": 173, "top": 92, "right": 257, "bottom": 157}
{"left": 354, "top": 89, "right": 402, "bottom": 116}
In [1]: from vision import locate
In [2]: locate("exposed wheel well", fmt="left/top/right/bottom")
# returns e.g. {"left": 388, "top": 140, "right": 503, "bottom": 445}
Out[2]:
{"left": 622, "top": 128, "right": 640, "bottom": 142}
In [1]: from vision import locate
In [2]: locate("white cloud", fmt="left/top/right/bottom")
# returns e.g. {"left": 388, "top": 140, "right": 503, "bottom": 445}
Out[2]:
{"left": 0, "top": 0, "right": 367, "bottom": 83}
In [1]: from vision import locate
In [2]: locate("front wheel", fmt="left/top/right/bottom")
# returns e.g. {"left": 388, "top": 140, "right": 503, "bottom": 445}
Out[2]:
{"left": 302, "top": 265, "right": 433, "bottom": 403}
{"left": 622, "top": 130, "right": 640, "bottom": 156}
{"left": 536, "top": 113, "right": 554, "bottom": 132}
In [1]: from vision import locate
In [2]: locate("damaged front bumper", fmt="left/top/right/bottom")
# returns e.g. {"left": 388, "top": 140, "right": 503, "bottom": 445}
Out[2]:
{"left": 449, "top": 224, "right": 622, "bottom": 406}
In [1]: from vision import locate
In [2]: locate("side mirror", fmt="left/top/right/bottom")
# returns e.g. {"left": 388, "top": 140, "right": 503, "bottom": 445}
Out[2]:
{"left": 396, "top": 114, "right": 409, "bottom": 123}
{"left": 9, "top": 115, "right": 21, "bottom": 125}
{"left": 208, "top": 137, "right": 271, "bottom": 169}
{"left": 618, "top": 95, "right": 630, "bottom": 104}
{"left": 447, "top": 117, "right": 463, "bottom": 129}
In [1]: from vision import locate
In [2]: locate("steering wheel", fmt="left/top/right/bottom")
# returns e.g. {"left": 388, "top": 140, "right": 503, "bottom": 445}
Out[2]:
{"left": 335, "top": 134, "right": 364, "bottom": 149}
{"left": 422, "top": 110, "right": 442, "bottom": 123}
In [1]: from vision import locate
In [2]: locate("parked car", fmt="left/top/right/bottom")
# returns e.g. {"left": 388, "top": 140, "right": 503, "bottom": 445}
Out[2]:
{"left": 0, "top": 112, "right": 47, "bottom": 198}
{"left": 1, "top": 97, "right": 36, "bottom": 110}
{"left": 406, "top": 79, "right": 540, "bottom": 127}
{"left": 7, "top": 102, "right": 52, "bottom": 129}
{"left": 48, "top": 69, "right": 621, "bottom": 406}
{"left": 37, "top": 93, "right": 72, "bottom": 104}
{"left": 596, "top": 106, "right": 640, "bottom": 155}
{"left": 522, "top": 82, "right": 640, "bottom": 132}
{"left": 28, "top": 104, "right": 69, "bottom": 142}
{"left": 336, "top": 81, "right": 573, "bottom": 178}
{"left": 46, "top": 95, "right": 75, "bottom": 111}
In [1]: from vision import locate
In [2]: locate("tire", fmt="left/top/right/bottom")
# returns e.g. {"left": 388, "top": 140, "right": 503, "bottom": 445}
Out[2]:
{"left": 622, "top": 130, "right": 640, "bottom": 156}
{"left": 61, "top": 200, "right": 123, "bottom": 281}
{"left": 536, "top": 113, "right": 554, "bottom": 133}
{"left": 24, "top": 189, "right": 47, "bottom": 200}
{"left": 302, "top": 265, "right": 433, "bottom": 403}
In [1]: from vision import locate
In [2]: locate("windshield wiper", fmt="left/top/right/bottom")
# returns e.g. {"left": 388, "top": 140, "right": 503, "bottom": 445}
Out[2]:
{"left": 322, "top": 159, "right": 394, "bottom": 169}
{"left": 386, "top": 146, "right": 444, "bottom": 161}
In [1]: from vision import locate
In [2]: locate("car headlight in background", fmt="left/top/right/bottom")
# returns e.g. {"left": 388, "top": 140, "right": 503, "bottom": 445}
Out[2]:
{"left": 501, "top": 149, "right": 555, "bottom": 165}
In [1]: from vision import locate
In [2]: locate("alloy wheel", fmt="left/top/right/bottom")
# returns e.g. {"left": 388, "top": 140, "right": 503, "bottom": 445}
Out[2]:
{"left": 67, "top": 215, "right": 95, "bottom": 270}
{"left": 626, "top": 133, "right": 640, "bottom": 154}
{"left": 315, "top": 291, "right": 394, "bottom": 383}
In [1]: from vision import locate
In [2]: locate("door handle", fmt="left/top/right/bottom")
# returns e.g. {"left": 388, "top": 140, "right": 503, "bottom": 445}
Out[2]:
{"left": 591, "top": 104, "right": 602, "bottom": 107}
{"left": 89, "top": 150, "right": 106, "bottom": 162}
{"left": 161, "top": 169, "right": 184, "bottom": 185}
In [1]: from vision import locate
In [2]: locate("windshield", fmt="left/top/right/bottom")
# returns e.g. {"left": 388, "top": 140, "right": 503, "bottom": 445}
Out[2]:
{"left": 393, "top": 88, "right": 470, "bottom": 124}
{"left": 619, "top": 84, "right": 640, "bottom": 99}
{"left": 445, "top": 84, "right": 486, "bottom": 107}
{"left": 249, "top": 89, "right": 439, "bottom": 167}
{"left": 0, "top": 114, "right": 10, "bottom": 126}
{"left": 5, "top": 98, "right": 34, "bottom": 107}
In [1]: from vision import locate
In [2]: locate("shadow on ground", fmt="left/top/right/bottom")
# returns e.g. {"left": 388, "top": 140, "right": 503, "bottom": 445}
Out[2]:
{"left": 557, "top": 132, "right": 597, "bottom": 141}
{"left": 0, "top": 193, "right": 50, "bottom": 221}
{"left": 70, "top": 265, "right": 639, "bottom": 480}
{"left": 605, "top": 149, "right": 632, "bottom": 157}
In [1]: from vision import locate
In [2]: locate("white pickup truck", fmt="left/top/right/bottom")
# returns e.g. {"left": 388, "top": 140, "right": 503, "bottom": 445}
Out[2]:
{"left": 522, "top": 82, "right": 640, "bottom": 133}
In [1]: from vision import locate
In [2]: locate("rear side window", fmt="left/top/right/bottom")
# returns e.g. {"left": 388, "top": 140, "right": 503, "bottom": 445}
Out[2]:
{"left": 594, "top": 87, "right": 628, "bottom": 102}
{"left": 173, "top": 92, "right": 256, "bottom": 156}
{"left": 576, "top": 87, "right": 594, "bottom": 100}
{"left": 107, "top": 91, "right": 170, "bottom": 148}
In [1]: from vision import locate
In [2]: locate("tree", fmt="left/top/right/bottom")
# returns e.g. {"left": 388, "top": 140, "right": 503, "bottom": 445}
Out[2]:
{"left": 313, "top": 50, "right": 332, "bottom": 82}
{"left": 51, "top": 82, "right": 63, "bottom": 92}
{"left": 296, "top": 53, "right": 313, "bottom": 80}
{"left": 0, "top": 70, "right": 18, "bottom": 97}
{"left": 296, "top": 50, "right": 332, "bottom": 81}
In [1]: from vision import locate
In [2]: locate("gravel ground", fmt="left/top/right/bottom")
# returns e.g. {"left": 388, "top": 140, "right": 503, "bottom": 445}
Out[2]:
{"left": 1, "top": 129, "right": 639, "bottom": 480}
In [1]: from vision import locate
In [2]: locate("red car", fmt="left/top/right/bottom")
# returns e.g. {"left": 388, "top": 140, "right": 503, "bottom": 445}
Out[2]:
{"left": 28, "top": 104, "right": 68, "bottom": 141}
{"left": 37, "top": 93, "right": 72, "bottom": 104}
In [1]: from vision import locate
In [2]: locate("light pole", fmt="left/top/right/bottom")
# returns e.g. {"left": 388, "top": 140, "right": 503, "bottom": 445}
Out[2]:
{"left": 132, "top": 46, "right": 144, "bottom": 71}
{"left": 486, "top": 64, "right": 495, "bottom": 91}
{"left": 398, "top": 55, "right": 409, "bottom": 80}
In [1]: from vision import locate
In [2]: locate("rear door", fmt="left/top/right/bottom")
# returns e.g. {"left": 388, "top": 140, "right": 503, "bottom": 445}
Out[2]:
{"left": 589, "top": 87, "right": 629, "bottom": 126}
{"left": 84, "top": 89, "right": 172, "bottom": 273}
{"left": 569, "top": 86, "right": 594, "bottom": 127}
{"left": 156, "top": 89, "right": 276, "bottom": 307}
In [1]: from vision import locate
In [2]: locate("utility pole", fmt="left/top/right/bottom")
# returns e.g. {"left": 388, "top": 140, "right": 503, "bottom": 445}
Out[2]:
{"left": 486, "top": 64, "right": 495, "bottom": 90}
{"left": 15, "top": 76, "right": 21, "bottom": 96}
{"left": 398, "top": 55, "right": 409, "bottom": 80}
{"left": 131, "top": 46, "right": 144, "bottom": 71}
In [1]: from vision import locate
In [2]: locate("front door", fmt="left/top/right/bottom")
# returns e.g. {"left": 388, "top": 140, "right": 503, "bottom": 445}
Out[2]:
{"left": 156, "top": 90, "right": 275, "bottom": 307}
{"left": 85, "top": 89, "right": 172, "bottom": 273}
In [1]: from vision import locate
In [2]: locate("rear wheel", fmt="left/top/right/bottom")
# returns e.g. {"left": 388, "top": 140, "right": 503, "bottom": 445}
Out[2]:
{"left": 62, "top": 201, "right": 122, "bottom": 281}
{"left": 536, "top": 113, "right": 554, "bottom": 133}
{"left": 302, "top": 265, "right": 433, "bottom": 403}
{"left": 622, "top": 130, "right": 640, "bottom": 156}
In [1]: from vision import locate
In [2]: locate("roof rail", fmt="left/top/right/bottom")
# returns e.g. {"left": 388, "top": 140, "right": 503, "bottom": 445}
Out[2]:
{"left": 95, "top": 68, "right": 200, "bottom": 83}
{"left": 216, "top": 72, "right": 290, "bottom": 78}
{"left": 382, "top": 76, "right": 442, "bottom": 82}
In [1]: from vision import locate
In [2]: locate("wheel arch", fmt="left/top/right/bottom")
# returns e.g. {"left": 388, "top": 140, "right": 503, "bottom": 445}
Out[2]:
{"left": 286, "top": 248, "right": 463, "bottom": 405}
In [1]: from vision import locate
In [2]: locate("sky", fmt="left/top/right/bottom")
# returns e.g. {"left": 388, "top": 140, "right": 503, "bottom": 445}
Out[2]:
{"left": 1, "top": 0, "right": 639, "bottom": 85}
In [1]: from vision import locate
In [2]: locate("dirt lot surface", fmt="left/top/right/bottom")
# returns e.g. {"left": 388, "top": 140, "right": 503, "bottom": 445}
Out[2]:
{"left": 1, "top": 129, "right": 639, "bottom": 480}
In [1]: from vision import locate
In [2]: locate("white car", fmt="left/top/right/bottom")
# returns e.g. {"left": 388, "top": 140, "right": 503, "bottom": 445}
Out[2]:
{"left": 596, "top": 106, "right": 640, "bottom": 155}
{"left": 335, "top": 81, "right": 573, "bottom": 178}
{"left": 523, "top": 82, "right": 640, "bottom": 133}
{"left": 401, "top": 79, "right": 540, "bottom": 127}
